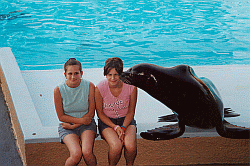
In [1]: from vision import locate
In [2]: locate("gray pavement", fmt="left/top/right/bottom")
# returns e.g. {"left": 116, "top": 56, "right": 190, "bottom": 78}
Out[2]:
{"left": 0, "top": 86, "right": 23, "bottom": 166}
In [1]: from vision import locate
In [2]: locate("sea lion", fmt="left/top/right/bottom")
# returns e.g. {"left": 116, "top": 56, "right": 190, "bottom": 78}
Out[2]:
{"left": 120, "top": 63, "right": 250, "bottom": 140}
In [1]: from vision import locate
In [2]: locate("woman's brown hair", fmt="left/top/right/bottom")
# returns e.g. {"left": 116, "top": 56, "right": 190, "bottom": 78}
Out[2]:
{"left": 104, "top": 57, "right": 123, "bottom": 76}
{"left": 64, "top": 58, "right": 82, "bottom": 72}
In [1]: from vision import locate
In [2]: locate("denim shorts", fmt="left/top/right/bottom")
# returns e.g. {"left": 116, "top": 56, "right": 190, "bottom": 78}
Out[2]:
{"left": 98, "top": 117, "right": 137, "bottom": 136}
{"left": 58, "top": 119, "right": 97, "bottom": 143}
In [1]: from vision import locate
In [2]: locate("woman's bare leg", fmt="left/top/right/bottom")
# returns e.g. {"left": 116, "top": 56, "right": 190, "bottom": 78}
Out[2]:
{"left": 63, "top": 134, "right": 82, "bottom": 166}
{"left": 124, "top": 125, "right": 137, "bottom": 166}
{"left": 102, "top": 128, "right": 123, "bottom": 166}
{"left": 80, "top": 130, "right": 97, "bottom": 166}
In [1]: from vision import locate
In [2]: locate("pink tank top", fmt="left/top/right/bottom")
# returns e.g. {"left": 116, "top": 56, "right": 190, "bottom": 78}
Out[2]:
{"left": 97, "top": 79, "right": 135, "bottom": 118}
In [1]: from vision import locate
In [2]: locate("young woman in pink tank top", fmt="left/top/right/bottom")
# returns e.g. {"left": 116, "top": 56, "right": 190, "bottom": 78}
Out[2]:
{"left": 95, "top": 57, "right": 138, "bottom": 166}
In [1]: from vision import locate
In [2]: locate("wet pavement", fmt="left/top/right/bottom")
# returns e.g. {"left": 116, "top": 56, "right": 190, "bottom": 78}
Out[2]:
{"left": 0, "top": 86, "right": 23, "bottom": 166}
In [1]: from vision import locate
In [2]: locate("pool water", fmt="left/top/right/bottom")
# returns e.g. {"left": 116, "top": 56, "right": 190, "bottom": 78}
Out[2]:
{"left": 1, "top": 0, "right": 250, "bottom": 70}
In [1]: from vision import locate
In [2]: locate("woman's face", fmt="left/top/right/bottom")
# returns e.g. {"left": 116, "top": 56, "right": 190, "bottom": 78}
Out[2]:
{"left": 64, "top": 65, "right": 83, "bottom": 87}
{"left": 106, "top": 68, "right": 121, "bottom": 87}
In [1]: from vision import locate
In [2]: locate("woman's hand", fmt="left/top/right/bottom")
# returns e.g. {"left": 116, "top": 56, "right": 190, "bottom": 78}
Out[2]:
{"left": 81, "top": 116, "right": 92, "bottom": 125}
{"left": 61, "top": 123, "right": 82, "bottom": 129}
{"left": 61, "top": 123, "right": 74, "bottom": 129}
{"left": 115, "top": 126, "right": 125, "bottom": 143}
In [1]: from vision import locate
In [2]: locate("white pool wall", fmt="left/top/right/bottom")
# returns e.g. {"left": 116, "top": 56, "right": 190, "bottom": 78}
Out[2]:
{"left": 0, "top": 47, "right": 58, "bottom": 143}
{"left": 0, "top": 47, "right": 249, "bottom": 144}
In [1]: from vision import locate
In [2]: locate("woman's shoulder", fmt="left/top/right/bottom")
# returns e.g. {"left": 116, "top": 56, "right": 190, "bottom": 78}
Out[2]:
{"left": 57, "top": 81, "right": 66, "bottom": 89}
{"left": 81, "top": 78, "right": 90, "bottom": 84}
{"left": 54, "top": 85, "right": 60, "bottom": 94}
{"left": 79, "top": 79, "right": 93, "bottom": 90}
{"left": 96, "top": 79, "right": 108, "bottom": 95}
{"left": 123, "top": 82, "right": 135, "bottom": 93}
{"left": 80, "top": 78, "right": 93, "bottom": 86}
{"left": 123, "top": 82, "right": 135, "bottom": 89}
{"left": 97, "top": 79, "right": 108, "bottom": 87}
{"left": 56, "top": 82, "right": 67, "bottom": 97}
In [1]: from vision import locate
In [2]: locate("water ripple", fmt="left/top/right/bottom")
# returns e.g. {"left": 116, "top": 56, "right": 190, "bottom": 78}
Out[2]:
{"left": 0, "top": 0, "right": 249, "bottom": 70}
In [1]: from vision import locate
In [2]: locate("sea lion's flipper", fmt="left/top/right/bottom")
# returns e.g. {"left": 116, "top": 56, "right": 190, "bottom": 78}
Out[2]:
{"left": 224, "top": 108, "right": 240, "bottom": 118}
{"left": 157, "top": 108, "right": 238, "bottom": 122}
{"left": 216, "top": 120, "right": 250, "bottom": 139}
{"left": 158, "top": 114, "right": 178, "bottom": 122}
{"left": 140, "top": 123, "right": 185, "bottom": 140}
{"left": 157, "top": 108, "right": 239, "bottom": 121}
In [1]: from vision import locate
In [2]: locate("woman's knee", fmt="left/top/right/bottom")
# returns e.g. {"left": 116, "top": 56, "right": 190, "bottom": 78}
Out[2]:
{"left": 109, "top": 141, "right": 123, "bottom": 153}
{"left": 102, "top": 129, "right": 123, "bottom": 153}
{"left": 124, "top": 141, "right": 137, "bottom": 153}
{"left": 70, "top": 148, "right": 82, "bottom": 161}
{"left": 82, "top": 148, "right": 94, "bottom": 158}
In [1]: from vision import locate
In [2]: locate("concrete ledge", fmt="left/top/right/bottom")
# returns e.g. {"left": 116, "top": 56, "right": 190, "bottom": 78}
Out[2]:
{"left": 0, "top": 47, "right": 26, "bottom": 166}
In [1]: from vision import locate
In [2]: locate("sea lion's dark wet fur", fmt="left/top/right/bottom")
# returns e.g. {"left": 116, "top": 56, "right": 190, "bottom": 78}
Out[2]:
{"left": 120, "top": 64, "right": 250, "bottom": 140}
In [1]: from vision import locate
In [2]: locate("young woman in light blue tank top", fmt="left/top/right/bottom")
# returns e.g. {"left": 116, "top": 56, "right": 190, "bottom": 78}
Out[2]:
{"left": 54, "top": 58, "right": 97, "bottom": 166}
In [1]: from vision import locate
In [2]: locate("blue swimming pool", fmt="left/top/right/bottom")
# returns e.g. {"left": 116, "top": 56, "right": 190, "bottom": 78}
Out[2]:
{"left": 1, "top": 0, "right": 250, "bottom": 70}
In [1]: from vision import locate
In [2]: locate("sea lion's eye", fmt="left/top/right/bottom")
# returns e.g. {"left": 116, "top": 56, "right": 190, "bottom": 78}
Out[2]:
{"left": 138, "top": 72, "right": 144, "bottom": 76}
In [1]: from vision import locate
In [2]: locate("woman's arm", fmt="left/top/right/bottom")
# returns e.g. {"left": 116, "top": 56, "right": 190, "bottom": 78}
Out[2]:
{"left": 81, "top": 82, "right": 95, "bottom": 125}
{"left": 122, "top": 87, "right": 138, "bottom": 128}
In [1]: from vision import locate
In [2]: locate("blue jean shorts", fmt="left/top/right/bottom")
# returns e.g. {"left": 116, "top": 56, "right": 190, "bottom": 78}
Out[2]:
{"left": 98, "top": 117, "right": 137, "bottom": 137}
{"left": 58, "top": 119, "right": 97, "bottom": 143}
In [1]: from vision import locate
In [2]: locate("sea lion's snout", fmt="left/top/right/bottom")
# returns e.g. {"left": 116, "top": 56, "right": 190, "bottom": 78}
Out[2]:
{"left": 120, "top": 68, "right": 133, "bottom": 85}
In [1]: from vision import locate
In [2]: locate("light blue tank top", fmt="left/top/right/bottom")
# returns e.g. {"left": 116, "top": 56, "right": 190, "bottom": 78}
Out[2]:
{"left": 58, "top": 79, "right": 89, "bottom": 118}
